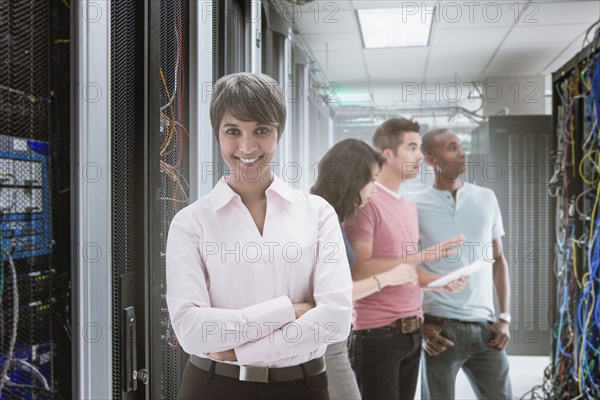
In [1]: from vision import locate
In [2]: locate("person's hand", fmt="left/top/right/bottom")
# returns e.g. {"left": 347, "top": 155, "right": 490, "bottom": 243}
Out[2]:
{"left": 422, "top": 319, "right": 454, "bottom": 356}
{"left": 209, "top": 349, "right": 237, "bottom": 361}
{"left": 421, "top": 274, "right": 469, "bottom": 292}
{"left": 421, "top": 235, "right": 466, "bottom": 263}
{"left": 378, "top": 263, "right": 419, "bottom": 288}
{"left": 441, "top": 275, "right": 469, "bottom": 293}
{"left": 487, "top": 320, "right": 511, "bottom": 350}
{"left": 293, "top": 301, "right": 315, "bottom": 319}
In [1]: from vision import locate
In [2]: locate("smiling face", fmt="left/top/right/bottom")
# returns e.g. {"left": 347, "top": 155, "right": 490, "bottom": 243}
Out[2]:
{"left": 218, "top": 113, "right": 278, "bottom": 185}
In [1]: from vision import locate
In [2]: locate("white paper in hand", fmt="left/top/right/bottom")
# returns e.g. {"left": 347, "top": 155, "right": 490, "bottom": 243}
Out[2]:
{"left": 427, "top": 259, "right": 491, "bottom": 288}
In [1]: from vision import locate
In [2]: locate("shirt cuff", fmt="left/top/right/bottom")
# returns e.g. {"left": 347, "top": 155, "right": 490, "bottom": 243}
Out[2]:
{"left": 241, "top": 295, "right": 295, "bottom": 334}
{"left": 234, "top": 328, "right": 286, "bottom": 366}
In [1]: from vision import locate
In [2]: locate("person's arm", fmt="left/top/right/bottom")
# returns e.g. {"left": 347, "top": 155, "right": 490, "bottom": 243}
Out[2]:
{"left": 350, "top": 241, "right": 416, "bottom": 280}
{"left": 352, "top": 264, "right": 418, "bottom": 300}
{"left": 403, "top": 235, "right": 466, "bottom": 266}
{"left": 232, "top": 201, "right": 353, "bottom": 365}
{"left": 488, "top": 238, "right": 511, "bottom": 350}
{"left": 166, "top": 211, "right": 297, "bottom": 356}
{"left": 351, "top": 234, "right": 466, "bottom": 287}
{"left": 210, "top": 303, "right": 315, "bottom": 362}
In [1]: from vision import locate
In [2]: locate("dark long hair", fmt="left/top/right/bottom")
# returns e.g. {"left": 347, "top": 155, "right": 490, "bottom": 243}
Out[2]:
{"left": 311, "top": 139, "right": 386, "bottom": 222}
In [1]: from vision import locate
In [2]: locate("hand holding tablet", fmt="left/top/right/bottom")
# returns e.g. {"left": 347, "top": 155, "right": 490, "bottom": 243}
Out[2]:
{"left": 427, "top": 259, "right": 492, "bottom": 288}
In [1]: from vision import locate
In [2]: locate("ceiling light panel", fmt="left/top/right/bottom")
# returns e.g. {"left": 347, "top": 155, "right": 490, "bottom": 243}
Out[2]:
{"left": 357, "top": 5, "right": 435, "bottom": 48}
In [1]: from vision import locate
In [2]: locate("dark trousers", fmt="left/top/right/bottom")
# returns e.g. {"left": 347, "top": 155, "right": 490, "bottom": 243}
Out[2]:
{"left": 351, "top": 328, "right": 422, "bottom": 400}
{"left": 178, "top": 360, "right": 330, "bottom": 400}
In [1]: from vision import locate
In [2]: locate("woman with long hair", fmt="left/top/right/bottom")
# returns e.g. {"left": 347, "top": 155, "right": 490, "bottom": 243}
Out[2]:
{"left": 311, "top": 139, "right": 420, "bottom": 399}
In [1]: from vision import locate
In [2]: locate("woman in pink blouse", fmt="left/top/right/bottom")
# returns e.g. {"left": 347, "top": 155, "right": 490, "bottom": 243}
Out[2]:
{"left": 166, "top": 72, "right": 352, "bottom": 399}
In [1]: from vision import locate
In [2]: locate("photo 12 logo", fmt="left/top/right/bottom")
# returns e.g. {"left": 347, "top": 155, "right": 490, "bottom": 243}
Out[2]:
{"left": 199, "top": 1, "right": 341, "bottom": 24}
{"left": 397, "top": 2, "right": 539, "bottom": 24}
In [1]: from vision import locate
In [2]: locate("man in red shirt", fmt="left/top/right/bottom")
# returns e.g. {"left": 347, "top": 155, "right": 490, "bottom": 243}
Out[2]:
{"left": 345, "top": 118, "right": 464, "bottom": 399}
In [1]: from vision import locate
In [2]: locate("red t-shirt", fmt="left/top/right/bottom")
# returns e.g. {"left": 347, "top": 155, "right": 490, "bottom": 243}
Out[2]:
{"left": 344, "top": 186, "right": 423, "bottom": 330}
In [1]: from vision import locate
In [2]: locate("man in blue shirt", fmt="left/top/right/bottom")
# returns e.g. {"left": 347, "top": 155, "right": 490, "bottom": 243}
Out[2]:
{"left": 409, "top": 128, "right": 513, "bottom": 399}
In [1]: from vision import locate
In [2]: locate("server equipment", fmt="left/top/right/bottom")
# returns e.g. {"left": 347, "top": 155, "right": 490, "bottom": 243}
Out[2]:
{"left": 0, "top": 0, "right": 71, "bottom": 399}
{"left": 470, "top": 115, "right": 554, "bottom": 357}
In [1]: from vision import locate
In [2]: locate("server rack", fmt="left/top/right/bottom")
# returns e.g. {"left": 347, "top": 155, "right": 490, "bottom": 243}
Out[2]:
{"left": 1, "top": 1, "right": 72, "bottom": 398}
{"left": 470, "top": 115, "right": 554, "bottom": 357}
{"left": 75, "top": 0, "right": 192, "bottom": 398}
{"left": 545, "top": 39, "right": 600, "bottom": 398}
{"left": 158, "top": 1, "right": 191, "bottom": 398}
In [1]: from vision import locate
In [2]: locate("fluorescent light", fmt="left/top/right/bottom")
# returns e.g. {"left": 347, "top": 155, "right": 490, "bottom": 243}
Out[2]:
{"left": 357, "top": 6, "right": 435, "bottom": 48}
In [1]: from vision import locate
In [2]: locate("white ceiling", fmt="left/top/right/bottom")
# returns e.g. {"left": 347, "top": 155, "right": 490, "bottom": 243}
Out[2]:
{"left": 292, "top": 0, "right": 600, "bottom": 107}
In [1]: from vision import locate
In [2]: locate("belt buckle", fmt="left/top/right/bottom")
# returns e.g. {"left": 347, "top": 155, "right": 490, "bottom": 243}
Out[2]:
{"left": 239, "top": 365, "right": 269, "bottom": 383}
{"left": 401, "top": 318, "right": 418, "bottom": 334}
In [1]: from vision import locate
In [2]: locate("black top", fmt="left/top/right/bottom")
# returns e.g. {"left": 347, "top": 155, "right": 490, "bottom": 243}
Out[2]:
{"left": 340, "top": 221, "right": 355, "bottom": 268}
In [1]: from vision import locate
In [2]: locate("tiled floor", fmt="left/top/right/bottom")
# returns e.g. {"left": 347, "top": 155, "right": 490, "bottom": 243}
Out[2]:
{"left": 415, "top": 355, "right": 550, "bottom": 399}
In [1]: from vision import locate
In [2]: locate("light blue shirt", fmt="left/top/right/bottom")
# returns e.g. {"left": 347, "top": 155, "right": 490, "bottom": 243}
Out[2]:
{"left": 408, "top": 183, "right": 505, "bottom": 322}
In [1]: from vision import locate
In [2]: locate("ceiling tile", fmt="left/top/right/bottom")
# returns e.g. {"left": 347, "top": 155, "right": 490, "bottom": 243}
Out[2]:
{"left": 302, "top": 32, "right": 364, "bottom": 51}
{"left": 312, "top": 50, "right": 364, "bottom": 66}
{"left": 363, "top": 47, "right": 430, "bottom": 63}
{"left": 298, "top": 0, "right": 354, "bottom": 12}
{"left": 558, "top": 39, "right": 593, "bottom": 61}
{"left": 428, "top": 44, "right": 497, "bottom": 60}
{"left": 350, "top": 1, "right": 407, "bottom": 10}
{"left": 497, "top": 42, "right": 571, "bottom": 59}
{"left": 433, "top": 2, "right": 521, "bottom": 29}
{"left": 542, "top": 57, "right": 572, "bottom": 76}
{"left": 523, "top": 1, "right": 600, "bottom": 25}
{"left": 291, "top": 0, "right": 598, "bottom": 107}
{"left": 366, "top": 61, "right": 424, "bottom": 82}
{"left": 294, "top": 10, "right": 357, "bottom": 35}
{"left": 426, "top": 44, "right": 493, "bottom": 81}
{"left": 432, "top": 27, "right": 511, "bottom": 46}
{"left": 485, "top": 58, "right": 550, "bottom": 76}
{"left": 426, "top": 65, "right": 489, "bottom": 83}
{"left": 504, "top": 24, "right": 588, "bottom": 44}
{"left": 326, "top": 63, "right": 367, "bottom": 83}
{"left": 425, "top": 72, "right": 483, "bottom": 83}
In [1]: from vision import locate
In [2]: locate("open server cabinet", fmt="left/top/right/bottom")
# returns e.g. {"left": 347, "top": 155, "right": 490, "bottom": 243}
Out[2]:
{"left": 74, "top": 0, "right": 264, "bottom": 398}
{"left": 1, "top": 0, "right": 309, "bottom": 398}
{"left": 0, "top": 0, "right": 71, "bottom": 399}
{"left": 547, "top": 40, "right": 600, "bottom": 396}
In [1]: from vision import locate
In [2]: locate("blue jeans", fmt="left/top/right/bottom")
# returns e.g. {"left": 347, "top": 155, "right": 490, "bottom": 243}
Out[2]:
{"left": 351, "top": 327, "right": 422, "bottom": 400}
{"left": 421, "top": 318, "right": 512, "bottom": 400}
{"left": 325, "top": 340, "right": 361, "bottom": 400}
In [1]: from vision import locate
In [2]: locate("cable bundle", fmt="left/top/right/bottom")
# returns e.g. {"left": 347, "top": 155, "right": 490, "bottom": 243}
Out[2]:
{"left": 526, "top": 19, "right": 600, "bottom": 400}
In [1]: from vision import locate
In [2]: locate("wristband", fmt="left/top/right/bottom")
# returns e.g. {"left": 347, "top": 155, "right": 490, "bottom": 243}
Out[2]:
{"left": 372, "top": 275, "right": 382, "bottom": 292}
{"left": 499, "top": 313, "right": 511, "bottom": 324}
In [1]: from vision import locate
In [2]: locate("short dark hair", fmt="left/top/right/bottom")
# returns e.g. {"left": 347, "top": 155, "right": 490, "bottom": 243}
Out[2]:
{"left": 210, "top": 72, "right": 287, "bottom": 142}
{"left": 422, "top": 128, "right": 451, "bottom": 156}
{"left": 311, "top": 139, "right": 386, "bottom": 222}
{"left": 372, "top": 118, "right": 421, "bottom": 154}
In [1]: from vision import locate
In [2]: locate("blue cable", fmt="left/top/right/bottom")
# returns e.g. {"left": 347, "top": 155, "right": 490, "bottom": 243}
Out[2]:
{"left": 591, "top": 56, "right": 600, "bottom": 125}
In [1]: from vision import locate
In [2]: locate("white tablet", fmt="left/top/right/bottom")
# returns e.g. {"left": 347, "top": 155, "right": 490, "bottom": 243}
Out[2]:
{"left": 427, "top": 259, "right": 491, "bottom": 288}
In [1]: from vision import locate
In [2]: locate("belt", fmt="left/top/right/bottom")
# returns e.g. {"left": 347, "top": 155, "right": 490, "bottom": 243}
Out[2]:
{"left": 189, "top": 354, "right": 326, "bottom": 383}
{"left": 384, "top": 316, "right": 421, "bottom": 333}
{"left": 358, "top": 316, "right": 421, "bottom": 334}
{"left": 424, "top": 314, "right": 488, "bottom": 325}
